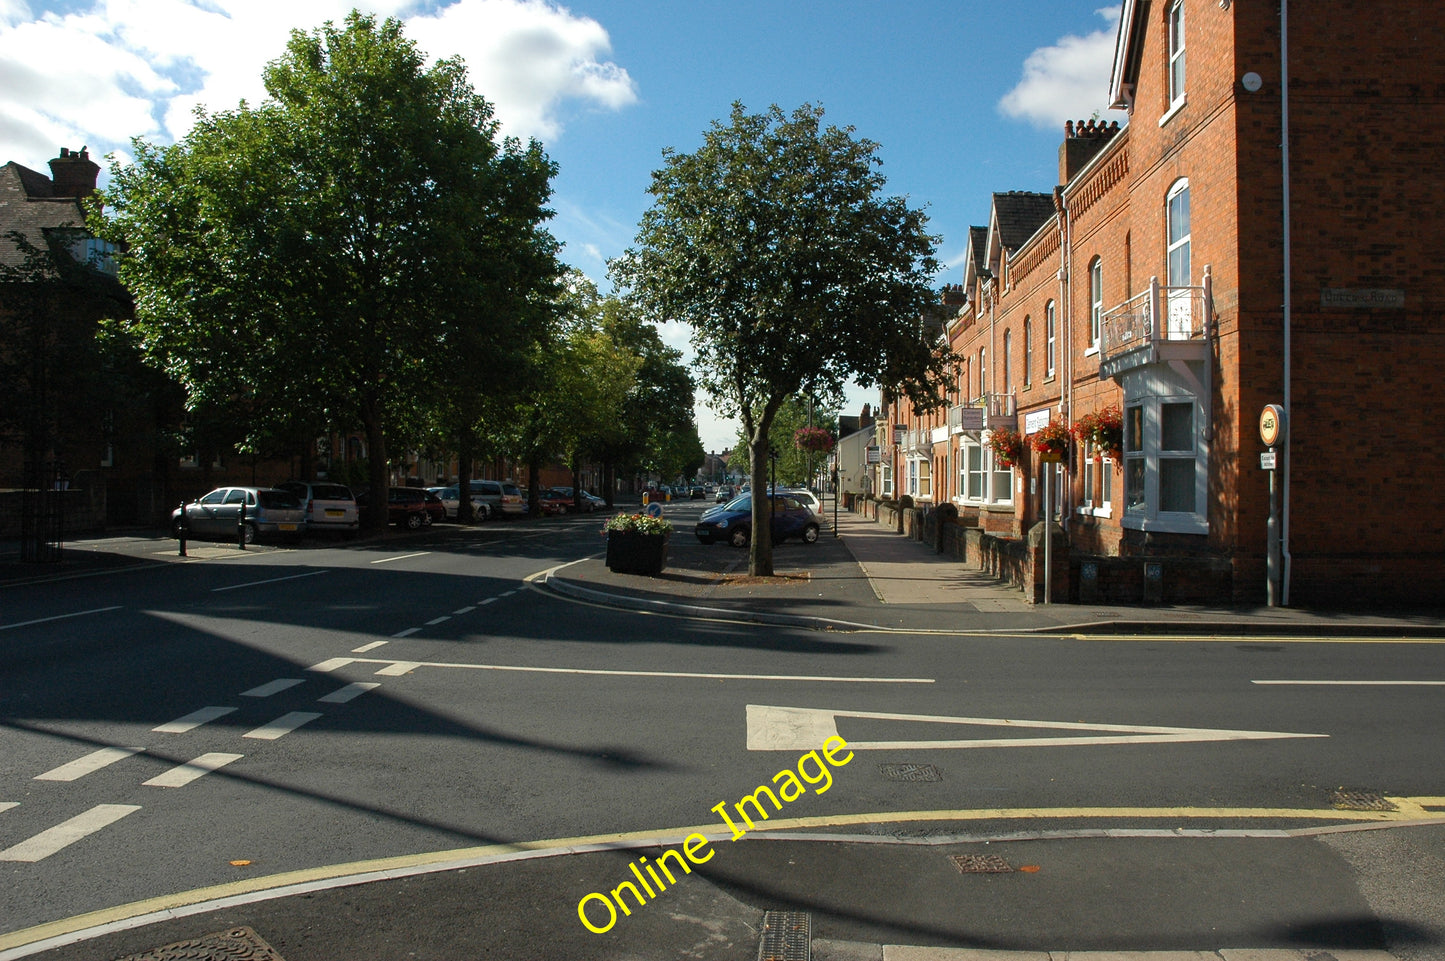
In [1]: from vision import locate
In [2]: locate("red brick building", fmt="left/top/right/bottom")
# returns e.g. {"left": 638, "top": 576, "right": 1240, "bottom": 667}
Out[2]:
{"left": 876, "top": 0, "right": 1445, "bottom": 606}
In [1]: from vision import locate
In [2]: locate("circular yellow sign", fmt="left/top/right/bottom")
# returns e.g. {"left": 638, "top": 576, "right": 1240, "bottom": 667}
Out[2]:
{"left": 1259, "top": 404, "right": 1285, "bottom": 447}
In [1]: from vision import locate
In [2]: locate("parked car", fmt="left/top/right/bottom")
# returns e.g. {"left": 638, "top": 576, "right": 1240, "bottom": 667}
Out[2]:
{"left": 422, "top": 489, "right": 447, "bottom": 524}
{"left": 536, "top": 488, "right": 571, "bottom": 516}
{"left": 773, "top": 487, "right": 824, "bottom": 522}
{"left": 172, "top": 487, "right": 305, "bottom": 544}
{"left": 276, "top": 481, "right": 358, "bottom": 534}
{"left": 466, "top": 479, "right": 526, "bottom": 518}
{"left": 355, "top": 487, "right": 431, "bottom": 529}
{"left": 689, "top": 486, "right": 705, "bottom": 499}
{"left": 694, "top": 493, "right": 820, "bottom": 547}
{"left": 550, "top": 487, "right": 605, "bottom": 512}
{"left": 428, "top": 485, "right": 487, "bottom": 521}
{"left": 715, "top": 486, "right": 734, "bottom": 503}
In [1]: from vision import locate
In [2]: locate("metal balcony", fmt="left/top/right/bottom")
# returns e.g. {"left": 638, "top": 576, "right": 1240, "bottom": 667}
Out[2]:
{"left": 1099, "top": 269, "right": 1212, "bottom": 380}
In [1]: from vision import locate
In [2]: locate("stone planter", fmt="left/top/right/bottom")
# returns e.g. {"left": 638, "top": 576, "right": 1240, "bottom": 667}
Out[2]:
{"left": 605, "top": 531, "right": 669, "bottom": 575}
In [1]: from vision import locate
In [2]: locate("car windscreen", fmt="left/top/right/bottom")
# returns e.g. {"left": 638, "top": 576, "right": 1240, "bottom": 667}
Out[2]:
{"left": 257, "top": 491, "right": 301, "bottom": 509}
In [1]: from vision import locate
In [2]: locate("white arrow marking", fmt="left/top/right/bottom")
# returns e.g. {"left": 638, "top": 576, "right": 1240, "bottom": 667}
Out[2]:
{"left": 745, "top": 704, "right": 1327, "bottom": 751}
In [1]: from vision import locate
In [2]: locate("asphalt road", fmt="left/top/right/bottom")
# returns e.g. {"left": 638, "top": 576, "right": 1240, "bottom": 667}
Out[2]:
{"left": 2, "top": 505, "right": 1444, "bottom": 955}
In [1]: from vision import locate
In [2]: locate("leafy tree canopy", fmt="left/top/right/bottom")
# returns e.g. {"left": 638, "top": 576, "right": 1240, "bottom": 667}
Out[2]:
{"left": 612, "top": 102, "right": 952, "bottom": 572}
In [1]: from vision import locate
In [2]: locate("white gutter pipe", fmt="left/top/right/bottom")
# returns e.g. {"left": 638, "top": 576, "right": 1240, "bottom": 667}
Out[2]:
{"left": 1280, "top": 0, "right": 1293, "bottom": 605}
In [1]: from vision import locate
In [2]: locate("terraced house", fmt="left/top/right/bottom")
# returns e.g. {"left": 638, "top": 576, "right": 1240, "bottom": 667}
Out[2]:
{"left": 874, "top": 0, "right": 1445, "bottom": 606}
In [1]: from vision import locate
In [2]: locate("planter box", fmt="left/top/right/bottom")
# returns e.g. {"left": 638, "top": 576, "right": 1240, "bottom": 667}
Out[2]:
{"left": 605, "top": 531, "right": 669, "bottom": 575}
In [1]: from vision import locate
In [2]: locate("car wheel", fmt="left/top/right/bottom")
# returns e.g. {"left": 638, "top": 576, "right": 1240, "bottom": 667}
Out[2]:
{"left": 242, "top": 522, "right": 257, "bottom": 545}
{"left": 728, "top": 526, "right": 750, "bottom": 548}
{"left": 801, "top": 524, "right": 819, "bottom": 544}
{"left": 405, "top": 511, "right": 425, "bottom": 530}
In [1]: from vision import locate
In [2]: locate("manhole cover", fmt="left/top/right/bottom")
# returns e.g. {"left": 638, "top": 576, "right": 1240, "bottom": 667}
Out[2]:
{"left": 1332, "top": 790, "right": 1395, "bottom": 811}
{"left": 879, "top": 762, "right": 943, "bottom": 782}
{"left": 950, "top": 854, "right": 1014, "bottom": 874}
{"left": 759, "top": 910, "right": 810, "bottom": 961}
{"left": 113, "top": 926, "right": 286, "bottom": 961}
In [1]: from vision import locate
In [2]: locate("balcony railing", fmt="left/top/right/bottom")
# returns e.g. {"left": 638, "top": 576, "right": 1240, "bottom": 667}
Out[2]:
{"left": 1099, "top": 270, "right": 1213, "bottom": 378}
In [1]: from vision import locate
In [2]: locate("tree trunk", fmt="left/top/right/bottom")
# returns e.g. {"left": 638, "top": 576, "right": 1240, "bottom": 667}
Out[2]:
{"left": 527, "top": 456, "right": 542, "bottom": 516}
{"left": 456, "top": 440, "right": 475, "bottom": 524}
{"left": 748, "top": 433, "right": 775, "bottom": 577}
{"left": 362, "top": 400, "right": 389, "bottom": 530}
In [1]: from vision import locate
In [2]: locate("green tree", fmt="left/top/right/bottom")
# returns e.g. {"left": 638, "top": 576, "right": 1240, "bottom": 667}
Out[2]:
{"left": 96, "top": 13, "right": 558, "bottom": 528}
{"left": 613, "top": 102, "right": 952, "bottom": 574}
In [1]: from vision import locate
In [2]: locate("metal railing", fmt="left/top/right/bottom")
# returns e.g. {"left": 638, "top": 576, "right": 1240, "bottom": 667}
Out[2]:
{"left": 1100, "top": 272, "right": 1212, "bottom": 360}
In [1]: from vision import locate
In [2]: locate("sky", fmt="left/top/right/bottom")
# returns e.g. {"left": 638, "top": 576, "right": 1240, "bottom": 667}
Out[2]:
{"left": 0, "top": 0, "right": 1125, "bottom": 455}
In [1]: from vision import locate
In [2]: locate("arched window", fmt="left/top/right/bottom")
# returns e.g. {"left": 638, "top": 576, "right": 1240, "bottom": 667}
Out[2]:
{"left": 1045, "top": 301, "right": 1057, "bottom": 377}
{"left": 1002, "top": 329, "right": 1012, "bottom": 393}
{"left": 1089, "top": 257, "right": 1103, "bottom": 350}
{"left": 1168, "top": 0, "right": 1186, "bottom": 108}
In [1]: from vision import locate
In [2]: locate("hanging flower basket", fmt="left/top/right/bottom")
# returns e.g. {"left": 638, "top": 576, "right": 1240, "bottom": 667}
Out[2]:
{"left": 987, "top": 427, "right": 1025, "bottom": 470}
{"left": 1030, "top": 420, "right": 1072, "bottom": 462}
{"left": 1071, "top": 405, "right": 1123, "bottom": 461}
{"left": 794, "top": 426, "right": 836, "bottom": 454}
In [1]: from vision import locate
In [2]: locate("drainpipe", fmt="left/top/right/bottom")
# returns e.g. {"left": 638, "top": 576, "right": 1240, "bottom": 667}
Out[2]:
{"left": 1280, "top": 0, "right": 1293, "bottom": 605}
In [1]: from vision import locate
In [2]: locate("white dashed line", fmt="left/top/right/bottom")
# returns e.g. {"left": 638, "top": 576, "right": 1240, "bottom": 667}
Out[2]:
{"left": 241, "top": 679, "right": 304, "bottom": 698}
{"left": 35, "top": 748, "right": 143, "bottom": 782}
{"left": 392, "top": 628, "right": 422, "bottom": 638}
{"left": 374, "top": 662, "right": 420, "bottom": 677}
{"left": 153, "top": 706, "right": 237, "bottom": 734}
{"left": 352, "top": 641, "right": 388, "bottom": 653}
{"left": 0, "top": 606, "right": 122, "bottom": 632}
{"left": 370, "top": 552, "right": 431, "bottom": 565}
{"left": 0, "top": 804, "right": 141, "bottom": 862}
{"left": 479, "top": 598, "right": 498, "bottom": 605}
{"left": 452, "top": 606, "right": 475, "bottom": 615}
{"left": 318, "top": 682, "right": 379, "bottom": 704}
{"left": 243, "top": 712, "right": 323, "bottom": 741}
{"left": 425, "top": 616, "right": 450, "bottom": 626}
{"left": 143, "top": 752, "right": 243, "bottom": 788}
{"left": 211, "top": 570, "right": 327, "bottom": 593}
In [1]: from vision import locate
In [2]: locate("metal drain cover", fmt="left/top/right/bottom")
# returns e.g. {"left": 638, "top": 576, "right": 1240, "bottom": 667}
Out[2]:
{"left": 879, "top": 762, "right": 943, "bottom": 782}
{"left": 1332, "top": 790, "right": 1396, "bottom": 811}
{"left": 950, "top": 854, "right": 1014, "bottom": 874}
{"left": 758, "top": 910, "right": 810, "bottom": 961}
{"left": 113, "top": 927, "right": 285, "bottom": 961}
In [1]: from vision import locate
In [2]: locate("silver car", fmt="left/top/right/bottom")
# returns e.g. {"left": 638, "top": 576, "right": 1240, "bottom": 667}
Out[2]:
{"left": 172, "top": 487, "right": 305, "bottom": 544}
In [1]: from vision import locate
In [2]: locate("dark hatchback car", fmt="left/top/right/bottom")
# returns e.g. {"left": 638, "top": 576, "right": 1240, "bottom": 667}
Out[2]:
{"left": 356, "top": 487, "right": 432, "bottom": 529}
{"left": 694, "top": 493, "right": 820, "bottom": 548}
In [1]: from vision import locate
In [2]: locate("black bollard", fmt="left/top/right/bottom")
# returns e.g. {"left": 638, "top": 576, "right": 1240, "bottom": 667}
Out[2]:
{"left": 178, "top": 501, "right": 188, "bottom": 557}
{"left": 237, "top": 498, "right": 247, "bottom": 549}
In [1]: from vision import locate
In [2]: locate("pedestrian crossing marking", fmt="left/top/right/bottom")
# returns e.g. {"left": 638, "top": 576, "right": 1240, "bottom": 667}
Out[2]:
{"left": 34, "top": 747, "right": 143, "bottom": 782}
{"left": 153, "top": 706, "right": 236, "bottom": 733}
{"left": 243, "top": 712, "right": 323, "bottom": 740}
{"left": 318, "top": 682, "right": 379, "bottom": 704}
{"left": 0, "top": 804, "right": 140, "bottom": 862}
{"left": 143, "top": 753, "right": 243, "bottom": 788}
{"left": 241, "top": 678, "right": 305, "bottom": 698}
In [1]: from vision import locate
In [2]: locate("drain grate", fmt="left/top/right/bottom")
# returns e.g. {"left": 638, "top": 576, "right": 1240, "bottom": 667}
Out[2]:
{"left": 758, "top": 910, "right": 811, "bottom": 961}
{"left": 1332, "top": 790, "right": 1396, "bottom": 811}
{"left": 879, "top": 762, "right": 943, "bottom": 782}
{"left": 949, "top": 853, "right": 1014, "bottom": 874}
{"left": 113, "top": 927, "right": 286, "bottom": 961}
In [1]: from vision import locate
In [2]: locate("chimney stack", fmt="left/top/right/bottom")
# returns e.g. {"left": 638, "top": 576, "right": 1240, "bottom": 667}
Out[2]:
{"left": 48, "top": 146, "right": 100, "bottom": 198}
{"left": 1058, "top": 119, "right": 1121, "bottom": 185}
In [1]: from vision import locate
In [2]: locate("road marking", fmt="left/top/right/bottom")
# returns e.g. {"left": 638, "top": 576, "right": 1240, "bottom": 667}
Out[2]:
{"left": 241, "top": 679, "right": 304, "bottom": 698}
{"left": 243, "top": 712, "right": 323, "bottom": 740}
{"left": 35, "top": 748, "right": 143, "bottom": 782}
{"left": 1252, "top": 679, "right": 1445, "bottom": 686}
{"left": 452, "top": 606, "right": 475, "bottom": 615}
{"left": 391, "top": 628, "right": 421, "bottom": 638}
{"left": 0, "top": 606, "right": 122, "bottom": 632}
{"left": 370, "top": 552, "right": 430, "bottom": 565}
{"left": 142, "top": 753, "right": 243, "bottom": 788}
{"left": 306, "top": 656, "right": 932, "bottom": 684}
{"left": 424, "top": 616, "right": 450, "bottom": 626}
{"left": 8, "top": 801, "right": 1445, "bottom": 957}
{"left": 210, "top": 571, "right": 326, "bottom": 593}
{"left": 318, "top": 682, "right": 379, "bottom": 704}
{"left": 479, "top": 597, "right": 498, "bottom": 605}
{"left": 153, "top": 706, "right": 236, "bottom": 733}
{"left": 0, "top": 804, "right": 141, "bottom": 862}
{"left": 745, "top": 704, "right": 1327, "bottom": 752}
{"left": 352, "top": 641, "right": 387, "bottom": 653}
{"left": 0, "top": 802, "right": 18, "bottom": 814}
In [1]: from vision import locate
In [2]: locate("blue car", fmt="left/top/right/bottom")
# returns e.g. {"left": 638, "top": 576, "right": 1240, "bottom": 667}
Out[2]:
{"left": 694, "top": 493, "right": 820, "bottom": 547}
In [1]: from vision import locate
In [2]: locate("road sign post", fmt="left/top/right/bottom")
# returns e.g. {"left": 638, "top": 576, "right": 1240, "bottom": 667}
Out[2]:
{"left": 1259, "top": 405, "right": 1286, "bottom": 606}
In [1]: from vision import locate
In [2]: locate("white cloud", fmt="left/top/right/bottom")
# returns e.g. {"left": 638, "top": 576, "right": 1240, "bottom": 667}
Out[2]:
{"left": 998, "top": 6, "right": 1121, "bottom": 130}
{"left": 0, "top": 0, "right": 635, "bottom": 171}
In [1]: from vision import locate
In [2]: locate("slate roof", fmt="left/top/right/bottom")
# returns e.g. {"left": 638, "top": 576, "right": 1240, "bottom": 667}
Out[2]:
{"left": 0, "top": 161, "right": 89, "bottom": 270}
{"left": 992, "top": 191, "right": 1057, "bottom": 251}
{"left": 967, "top": 226, "right": 988, "bottom": 273}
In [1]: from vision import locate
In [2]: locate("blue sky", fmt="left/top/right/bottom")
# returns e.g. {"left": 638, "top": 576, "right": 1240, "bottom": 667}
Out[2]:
{"left": 1, "top": 0, "right": 1123, "bottom": 453}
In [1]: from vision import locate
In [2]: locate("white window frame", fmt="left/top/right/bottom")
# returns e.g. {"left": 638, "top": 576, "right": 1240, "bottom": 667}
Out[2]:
{"left": 1002, "top": 329, "right": 1012, "bottom": 393}
{"left": 1088, "top": 258, "right": 1103, "bottom": 353}
{"left": 959, "top": 436, "right": 1013, "bottom": 507}
{"left": 1167, "top": 179, "right": 1192, "bottom": 338}
{"left": 1166, "top": 0, "right": 1186, "bottom": 110}
{"left": 1122, "top": 394, "right": 1206, "bottom": 534}
{"left": 978, "top": 346, "right": 987, "bottom": 399}
{"left": 1045, "top": 301, "right": 1056, "bottom": 378}
{"left": 1023, "top": 318, "right": 1033, "bottom": 387}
